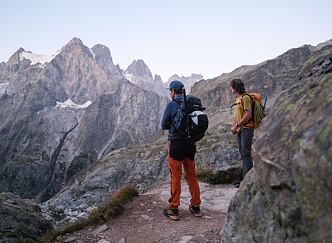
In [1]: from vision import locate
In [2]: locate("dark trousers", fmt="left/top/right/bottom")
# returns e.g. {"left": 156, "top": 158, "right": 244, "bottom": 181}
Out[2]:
{"left": 237, "top": 128, "right": 254, "bottom": 176}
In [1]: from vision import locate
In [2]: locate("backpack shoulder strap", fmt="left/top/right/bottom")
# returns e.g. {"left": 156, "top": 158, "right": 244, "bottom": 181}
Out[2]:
{"left": 240, "top": 93, "right": 254, "bottom": 110}
{"left": 240, "top": 93, "right": 255, "bottom": 123}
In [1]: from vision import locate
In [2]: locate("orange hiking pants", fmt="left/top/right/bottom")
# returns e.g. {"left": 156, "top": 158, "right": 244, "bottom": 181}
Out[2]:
{"left": 168, "top": 144, "right": 201, "bottom": 209}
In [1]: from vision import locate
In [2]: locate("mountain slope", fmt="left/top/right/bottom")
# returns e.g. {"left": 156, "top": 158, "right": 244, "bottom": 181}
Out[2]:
{"left": 0, "top": 38, "right": 168, "bottom": 201}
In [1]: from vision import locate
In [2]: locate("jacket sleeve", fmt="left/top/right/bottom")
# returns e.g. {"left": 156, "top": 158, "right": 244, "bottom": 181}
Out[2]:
{"left": 161, "top": 102, "right": 173, "bottom": 130}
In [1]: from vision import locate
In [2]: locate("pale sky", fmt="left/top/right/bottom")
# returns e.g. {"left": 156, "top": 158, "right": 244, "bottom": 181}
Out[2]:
{"left": 0, "top": 0, "right": 331, "bottom": 81}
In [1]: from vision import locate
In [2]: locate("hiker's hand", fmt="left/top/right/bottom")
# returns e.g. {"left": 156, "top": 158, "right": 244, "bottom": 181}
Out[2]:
{"left": 231, "top": 125, "right": 237, "bottom": 134}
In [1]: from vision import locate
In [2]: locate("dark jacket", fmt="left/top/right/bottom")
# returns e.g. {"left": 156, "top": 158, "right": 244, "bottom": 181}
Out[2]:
{"left": 161, "top": 95, "right": 196, "bottom": 160}
{"left": 161, "top": 95, "right": 182, "bottom": 141}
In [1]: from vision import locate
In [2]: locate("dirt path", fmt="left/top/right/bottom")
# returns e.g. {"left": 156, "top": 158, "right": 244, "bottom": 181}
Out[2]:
{"left": 56, "top": 181, "right": 237, "bottom": 243}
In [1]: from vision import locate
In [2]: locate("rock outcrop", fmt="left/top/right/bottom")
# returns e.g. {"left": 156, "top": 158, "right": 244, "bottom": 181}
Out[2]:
{"left": 220, "top": 44, "right": 332, "bottom": 242}
{"left": 0, "top": 192, "right": 52, "bottom": 242}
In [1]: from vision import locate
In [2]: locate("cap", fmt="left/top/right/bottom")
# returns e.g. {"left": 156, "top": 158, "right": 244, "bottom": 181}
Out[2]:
{"left": 168, "top": 80, "right": 184, "bottom": 91}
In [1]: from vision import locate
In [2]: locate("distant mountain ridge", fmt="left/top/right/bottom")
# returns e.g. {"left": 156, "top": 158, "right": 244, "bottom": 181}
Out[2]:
{"left": 166, "top": 73, "right": 203, "bottom": 93}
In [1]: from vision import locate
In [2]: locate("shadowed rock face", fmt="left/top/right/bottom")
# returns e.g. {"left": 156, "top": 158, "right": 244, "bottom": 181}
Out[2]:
{"left": 0, "top": 192, "right": 53, "bottom": 242}
{"left": 220, "top": 44, "right": 332, "bottom": 242}
{"left": 0, "top": 38, "right": 168, "bottom": 201}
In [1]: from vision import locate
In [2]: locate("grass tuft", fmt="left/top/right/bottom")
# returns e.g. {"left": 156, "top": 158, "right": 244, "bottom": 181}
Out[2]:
{"left": 42, "top": 185, "right": 139, "bottom": 242}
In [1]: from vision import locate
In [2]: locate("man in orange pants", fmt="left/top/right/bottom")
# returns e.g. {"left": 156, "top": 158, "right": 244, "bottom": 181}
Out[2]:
{"left": 161, "top": 80, "right": 201, "bottom": 221}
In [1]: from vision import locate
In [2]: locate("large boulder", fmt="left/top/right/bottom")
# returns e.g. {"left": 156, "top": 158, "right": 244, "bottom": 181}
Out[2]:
{"left": 196, "top": 126, "right": 243, "bottom": 183}
{"left": 221, "top": 66, "right": 332, "bottom": 241}
{"left": 0, "top": 192, "right": 52, "bottom": 242}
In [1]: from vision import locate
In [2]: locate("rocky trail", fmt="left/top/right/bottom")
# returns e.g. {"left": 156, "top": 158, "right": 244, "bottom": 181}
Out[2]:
{"left": 54, "top": 181, "right": 238, "bottom": 243}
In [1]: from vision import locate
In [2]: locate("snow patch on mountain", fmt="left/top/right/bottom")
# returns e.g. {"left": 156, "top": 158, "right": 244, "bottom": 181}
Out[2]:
{"left": 54, "top": 99, "right": 92, "bottom": 109}
{"left": 20, "top": 50, "right": 60, "bottom": 67}
{"left": 88, "top": 48, "right": 96, "bottom": 59}
{"left": 124, "top": 73, "right": 133, "bottom": 82}
{"left": 0, "top": 82, "right": 8, "bottom": 97}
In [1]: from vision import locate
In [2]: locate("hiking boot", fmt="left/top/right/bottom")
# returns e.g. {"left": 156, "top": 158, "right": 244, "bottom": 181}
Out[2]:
{"left": 189, "top": 205, "right": 202, "bottom": 217}
{"left": 163, "top": 208, "right": 180, "bottom": 221}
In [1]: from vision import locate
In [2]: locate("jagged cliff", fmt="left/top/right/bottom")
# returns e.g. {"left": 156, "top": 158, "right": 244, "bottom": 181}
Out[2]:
{"left": 0, "top": 38, "right": 168, "bottom": 202}
{"left": 125, "top": 59, "right": 168, "bottom": 97}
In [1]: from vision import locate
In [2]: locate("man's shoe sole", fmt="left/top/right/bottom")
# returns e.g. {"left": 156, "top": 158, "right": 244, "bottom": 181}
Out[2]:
{"left": 165, "top": 214, "right": 180, "bottom": 221}
{"left": 163, "top": 209, "right": 180, "bottom": 221}
{"left": 191, "top": 212, "right": 202, "bottom": 217}
{"left": 189, "top": 207, "right": 202, "bottom": 217}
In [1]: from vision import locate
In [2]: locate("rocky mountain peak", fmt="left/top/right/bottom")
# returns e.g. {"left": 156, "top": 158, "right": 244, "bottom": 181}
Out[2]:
{"left": 124, "top": 60, "right": 168, "bottom": 97}
{"left": 61, "top": 37, "right": 93, "bottom": 59}
{"left": 66, "top": 37, "right": 84, "bottom": 47}
{"left": 90, "top": 44, "right": 124, "bottom": 80}
{"left": 154, "top": 74, "right": 162, "bottom": 83}
{"left": 126, "top": 59, "right": 153, "bottom": 80}
{"left": 91, "top": 44, "right": 113, "bottom": 64}
{"left": 7, "top": 47, "right": 25, "bottom": 66}
{"left": 190, "top": 73, "right": 203, "bottom": 80}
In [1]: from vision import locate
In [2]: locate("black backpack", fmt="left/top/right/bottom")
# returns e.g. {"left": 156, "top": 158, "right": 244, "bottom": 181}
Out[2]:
{"left": 173, "top": 89, "right": 209, "bottom": 143}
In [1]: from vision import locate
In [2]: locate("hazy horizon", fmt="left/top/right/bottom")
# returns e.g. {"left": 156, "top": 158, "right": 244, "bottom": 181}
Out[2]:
{"left": 1, "top": 0, "right": 331, "bottom": 81}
